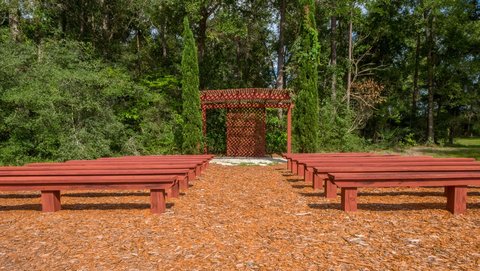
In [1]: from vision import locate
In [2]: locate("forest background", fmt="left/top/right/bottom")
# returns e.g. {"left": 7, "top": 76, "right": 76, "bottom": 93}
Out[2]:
{"left": 0, "top": 0, "right": 479, "bottom": 164}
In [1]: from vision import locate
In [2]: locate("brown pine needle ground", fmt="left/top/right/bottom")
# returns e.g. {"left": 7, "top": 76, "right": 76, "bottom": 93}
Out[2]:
{"left": 0, "top": 164, "right": 479, "bottom": 270}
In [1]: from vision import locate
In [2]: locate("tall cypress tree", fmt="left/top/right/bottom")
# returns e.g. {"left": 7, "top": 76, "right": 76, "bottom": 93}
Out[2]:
{"left": 292, "top": 0, "right": 320, "bottom": 153}
{"left": 181, "top": 17, "right": 203, "bottom": 154}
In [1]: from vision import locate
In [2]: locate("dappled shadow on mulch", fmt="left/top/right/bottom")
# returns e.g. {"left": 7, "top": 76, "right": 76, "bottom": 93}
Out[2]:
{"left": 0, "top": 164, "right": 479, "bottom": 270}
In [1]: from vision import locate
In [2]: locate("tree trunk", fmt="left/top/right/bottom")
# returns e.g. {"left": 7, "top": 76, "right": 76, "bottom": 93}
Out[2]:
{"left": 161, "top": 20, "right": 168, "bottom": 59}
{"left": 426, "top": 13, "right": 435, "bottom": 143}
{"left": 198, "top": 8, "right": 208, "bottom": 64}
{"left": 276, "top": 0, "right": 286, "bottom": 90}
{"left": 59, "top": 3, "right": 67, "bottom": 35}
{"left": 197, "top": 7, "right": 209, "bottom": 89}
{"left": 276, "top": 0, "right": 286, "bottom": 119}
{"left": 346, "top": 9, "right": 353, "bottom": 108}
{"left": 80, "top": 0, "right": 85, "bottom": 38}
{"left": 8, "top": 0, "right": 20, "bottom": 42}
{"left": 136, "top": 30, "right": 142, "bottom": 75}
{"left": 448, "top": 128, "right": 454, "bottom": 145}
{"left": 330, "top": 15, "right": 337, "bottom": 100}
{"left": 412, "top": 32, "right": 421, "bottom": 124}
{"left": 100, "top": 0, "right": 111, "bottom": 55}
{"left": 449, "top": 108, "right": 456, "bottom": 145}
{"left": 236, "top": 37, "right": 242, "bottom": 83}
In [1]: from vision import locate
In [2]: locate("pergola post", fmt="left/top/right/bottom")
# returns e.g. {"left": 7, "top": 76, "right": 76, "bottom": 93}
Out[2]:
{"left": 202, "top": 106, "right": 207, "bottom": 154}
{"left": 287, "top": 104, "right": 293, "bottom": 154}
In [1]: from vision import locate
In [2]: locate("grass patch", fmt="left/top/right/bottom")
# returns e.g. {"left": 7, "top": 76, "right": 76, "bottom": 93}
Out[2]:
{"left": 407, "top": 137, "right": 480, "bottom": 160}
{"left": 453, "top": 137, "right": 480, "bottom": 147}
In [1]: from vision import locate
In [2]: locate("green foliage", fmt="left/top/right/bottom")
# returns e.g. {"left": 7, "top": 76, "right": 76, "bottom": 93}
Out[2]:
{"left": 0, "top": 39, "right": 179, "bottom": 165}
{"left": 0, "top": 40, "right": 125, "bottom": 164}
{"left": 140, "top": 75, "right": 183, "bottom": 153}
{"left": 181, "top": 17, "right": 203, "bottom": 154}
{"left": 317, "top": 101, "right": 366, "bottom": 152}
{"left": 291, "top": 0, "right": 320, "bottom": 153}
{"left": 205, "top": 109, "right": 226, "bottom": 154}
{"left": 266, "top": 109, "right": 287, "bottom": 154}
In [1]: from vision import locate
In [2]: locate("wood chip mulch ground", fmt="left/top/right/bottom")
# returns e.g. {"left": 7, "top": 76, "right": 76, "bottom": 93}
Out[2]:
{"left": 0, "top": 164, "right": 479, "bottom": 270}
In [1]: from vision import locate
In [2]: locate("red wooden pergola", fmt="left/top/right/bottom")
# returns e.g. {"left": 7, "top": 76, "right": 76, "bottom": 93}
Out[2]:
{"left": 200, "top": 88, "right": 293, "bottom": 156}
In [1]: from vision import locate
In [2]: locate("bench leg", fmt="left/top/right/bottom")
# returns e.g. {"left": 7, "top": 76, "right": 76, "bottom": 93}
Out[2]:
{"left": 292, "top": 161, "right": 298, "bottom": 175}
{"left": 188, "top": 170, "right": 195, "bottom": 182}
{"left": 195, "top": 165, "right": 201, "bottom": 176}
{"left": 325, "top": 180, "right": 338, "bottom": 198}
{"left": 312, "top": 173, "right": 322, "bottom": 191}
{"left": 305, "top": 168, "right": 314, "bottom": 184}
{"left": 41, "top": 190, "right": 61, "bottom": 212}
{"left": 179, "top": 176, "right": 189, "bottom": 191}
{"left": 167, "top": 181, "right": 180, "bottom": 198}
{"left": 298, "top": 164, "right": 305, "bottom": 178}
{"left": 150, "top": 189, "right": 166, "bottom": 214}
{"left": 341, "top": 188, "right": 358, "bottom": 212}
{"left": 287, "top": 159, "right": 291, "bottom": 171}
{"left": 446, "top": 186, "right": 467, "bottom": 215}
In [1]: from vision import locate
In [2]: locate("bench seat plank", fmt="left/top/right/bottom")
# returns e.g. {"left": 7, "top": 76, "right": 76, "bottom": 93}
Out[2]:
{"left": 307, "top": 162, "right": 480, "bottom": 184}
{"left": 29, "top": 161, "right": 204, "bottom": 176}
{"left": 0, "top": 174, "right": 178, "bottom": 184}
{"left": 0, "top": 169, "right": 189, "bottom": 176}
{"left": 17, "top": 164, "right": 197, "bottom": 184}
{"left": 295, "top": 157, "right": 473, "bottom": 176}
{"left": 329, "top": 172, "right": 480, "bottom": 181}
{"left": 331, "top": 179, "right": 480, "bottom": 188}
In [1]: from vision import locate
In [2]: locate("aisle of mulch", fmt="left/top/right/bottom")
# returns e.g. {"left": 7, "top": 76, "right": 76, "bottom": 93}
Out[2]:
{"left": 0, "top": 164, "right": 479, "bottom": 270}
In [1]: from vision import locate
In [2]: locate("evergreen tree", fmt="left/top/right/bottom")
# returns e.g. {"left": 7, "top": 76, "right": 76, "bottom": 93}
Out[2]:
{"left": 291, "top": 0, "right": 320, "bottom": 153}
{"left": 181, "top": 17, "right": 203, "bottom": 154}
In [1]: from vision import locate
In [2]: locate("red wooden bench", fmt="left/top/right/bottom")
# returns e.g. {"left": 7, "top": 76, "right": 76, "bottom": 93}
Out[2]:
{"left": 305, "top": 159, "right": 479, "bottom": 184}
{"left": 327, "top": 172, "right": 480, "bottom": 214}
{"left": 31, "top": 160, "right": 205, "bottom": 177}
{"left": 94, "top": 160, "right": 210, "bottom": 173}
{"left": 313, "top": 164, "right": 480, "bottom": 198}
{"left": 92, "top": 158, "right": 207, "bottom": 173}
{"left": 97, "top": 155, "right": 213, "bottom": 171}
{"left": 291, "top": 154, "right": 401, "bottom": 174}
{"left": 2, "top": 165, "right": 193, "bottom": 191}
{"left": 283, "top": 153, "right": 380, "bottom": 171}
{"left": 0, "top": 155, "right": 213, "bottom": 214}
{"left": 0, "top": 170, "right": 180, "bottom": 214}
{"left": 292, "top": 156, "right": 466, "bottom": 176}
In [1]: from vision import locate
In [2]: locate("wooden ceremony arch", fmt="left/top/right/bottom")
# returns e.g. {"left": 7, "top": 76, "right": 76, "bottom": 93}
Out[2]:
{"left": 200, "top": 88, "right": 293, "bottom": 156}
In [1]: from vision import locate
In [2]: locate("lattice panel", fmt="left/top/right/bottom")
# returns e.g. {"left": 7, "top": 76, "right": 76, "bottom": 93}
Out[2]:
{"left": 226, "top": 108, "right": 266, "bottom": 157}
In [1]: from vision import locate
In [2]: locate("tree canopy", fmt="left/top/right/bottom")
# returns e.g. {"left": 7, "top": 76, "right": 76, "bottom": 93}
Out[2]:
{"left": 181, "top": 17, "right": 203, "bottom": 154}
{"left": 0, "top": 0, "right": 478, "bottom": 164}
{"left": 292, "top": 0, "right": 320, "bottom": 153}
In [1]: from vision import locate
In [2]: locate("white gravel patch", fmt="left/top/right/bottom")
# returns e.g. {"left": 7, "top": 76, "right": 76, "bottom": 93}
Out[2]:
{"left": 211, "top": 157, "right": 286, "bottom": 166}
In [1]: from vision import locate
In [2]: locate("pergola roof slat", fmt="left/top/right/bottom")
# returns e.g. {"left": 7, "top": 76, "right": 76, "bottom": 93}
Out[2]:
{"left": 200, "top": 88, "right": 292, "bottom": 106}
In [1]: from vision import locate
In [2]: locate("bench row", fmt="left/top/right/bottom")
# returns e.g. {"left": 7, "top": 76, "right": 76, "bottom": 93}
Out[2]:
{"left": 0, "top": 155, "right": 214, "bottom": 214}
{"left": 283, "top": 153, "right": 480, "bottom": 214}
